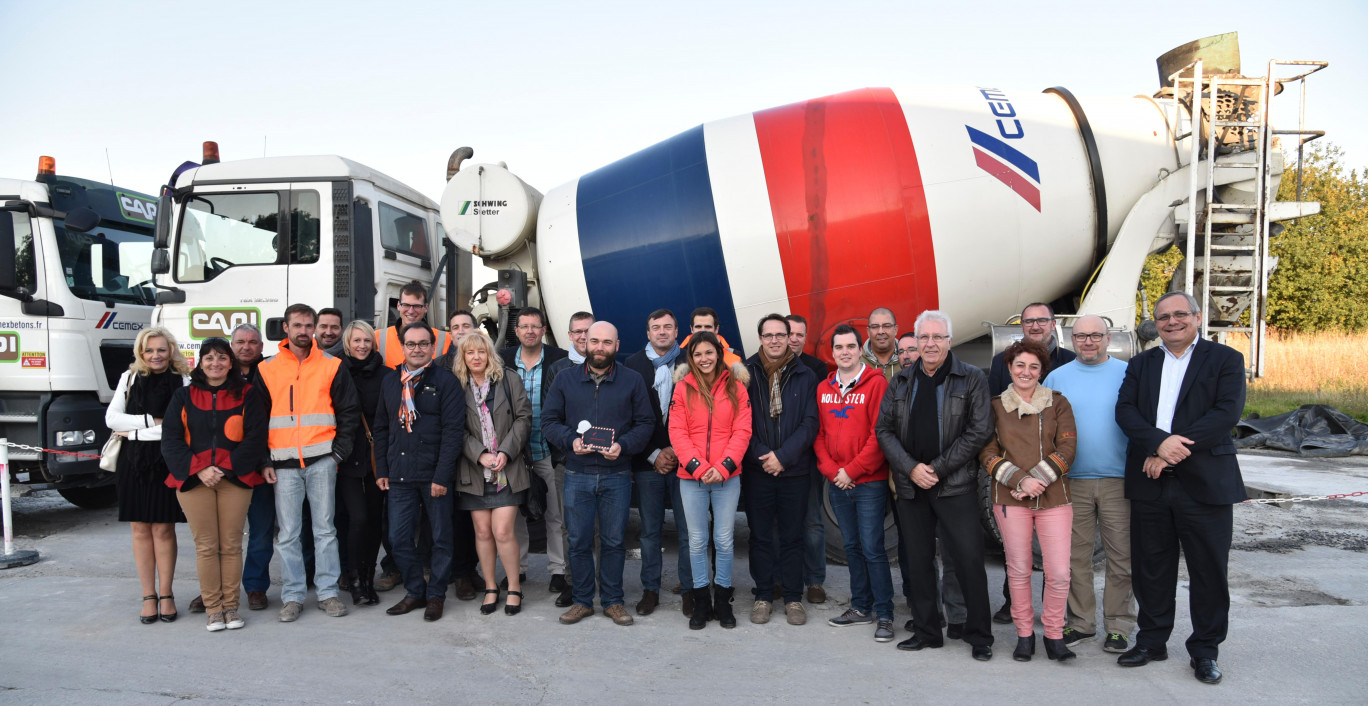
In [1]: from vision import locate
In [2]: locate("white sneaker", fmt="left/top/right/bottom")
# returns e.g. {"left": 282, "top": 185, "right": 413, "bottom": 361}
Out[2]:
{"left": 224, "top": 609, "right": 245, "bottom": 629}
{"left": 206, "top": 612, "right": 227, "bottom": 632}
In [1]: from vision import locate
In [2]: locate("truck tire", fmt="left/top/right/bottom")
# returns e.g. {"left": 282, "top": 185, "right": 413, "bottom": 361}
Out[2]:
{"left": 58, "top": 485, "right": 118, "bottom": 510}
{"left": 819, "top": 482, "right": 901, "bottom": 567}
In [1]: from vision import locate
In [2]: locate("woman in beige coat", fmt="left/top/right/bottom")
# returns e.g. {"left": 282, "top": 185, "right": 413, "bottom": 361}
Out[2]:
{"left": 452, "top": 332, "right": 533, "bottom": 615}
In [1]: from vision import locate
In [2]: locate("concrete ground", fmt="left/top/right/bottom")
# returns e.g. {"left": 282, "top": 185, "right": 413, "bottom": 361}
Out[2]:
{"left": 1, "top": 453, "right": 1366, "bottom": 705}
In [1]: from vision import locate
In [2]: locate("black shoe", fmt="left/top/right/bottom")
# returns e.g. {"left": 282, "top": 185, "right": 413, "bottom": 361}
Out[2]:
{"left": 689, "top": 588, "right": 711, "bottom": 630}
{"left": 1062, "top": 627, "right": 1096, "bottom": 647}
{"left": 1191, "top": 658, "right": 1222, "bottom": 685}
{"left": 896, "top": 634, "right": 944, "bottom": 651}
{"left": 1013, "top": 634, "right": 1036, "bottom": 662}
{"left": 359, "top": 576, "right": 380, "bottom": 606}
{"left": 338, "top": 572, "right": 354, "bottom": 593}
{"left": 554, "top": 586, "right": 574, "bottom": 608}
{"left": 499, "top": 573, "right": 528, "bottom": 590}
{"left": 904, "top": 618, "right": 915, "bottom": 632}
{"left": 480, "top": 589, "right": 501, "bottom": 615}
{"left": 157, "top": 594, "right": 178, "bottom": 623}
{"left": 713, "top": 584, "right": 736, "bottom": 629}
{"left": 946, "top": 623, "right": 964, "bottom": 640}
{"left": 505, "top": 591, "right": 523, "bottom": 616}
{"left": 972, "top": 645, "right": 993, "bottom": 661}
{"left": 992, "top": 602, "right": 1012, "bottom": 624}
{"left": 455, "top": 576, "right": 476, "bottom": 601}
{"left": 549, "top": 574, "right": 568, "bottom": 593}
{"left": 1117, "top": 645, "right": 1168, "bottom": 667}
{"left": 139, "top": 595, "right": 158, "bottom": 624}
{"left": 682, "top": 590, "right": 694, "bottom": 616}
{"left": 1044, "top": 637, "right": 1076, "bottom": 662}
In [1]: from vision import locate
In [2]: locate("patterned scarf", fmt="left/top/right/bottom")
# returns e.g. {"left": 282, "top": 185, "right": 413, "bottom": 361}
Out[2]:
{"left": 472, "top": 377, "right": 506, "bottom": 491}
{"left": 398, "top": 363, "right": 429, "bottom": 432}
{"left": 761, "top": 350, "right": 794, "bottom": 418}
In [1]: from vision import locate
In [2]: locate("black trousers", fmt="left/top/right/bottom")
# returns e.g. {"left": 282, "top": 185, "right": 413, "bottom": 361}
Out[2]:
{"left": 1131, "top": 474, "right": 1233, "bottom": 660}
{"left": 451, "top": 504, "right": 477, "bottom": 579}
{"left": 744, "top": 472, "right": 809, "bottom": 604}
{"left": 896, "top": 490, "right": 993, "bottom": 647}
{"left": 337, "top": 475, "right": 385, "bottom": 577}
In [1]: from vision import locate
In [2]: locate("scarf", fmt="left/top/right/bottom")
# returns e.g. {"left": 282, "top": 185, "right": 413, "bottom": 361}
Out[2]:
{"left": 645, "top": 345, "right": 682, "bottom": 417}
{"left": 761, "top": 350, "right": 794, "bottom": 418}
{"left": 568, "top": 348, "right": 586, "bottom": 365}
{"left": 909, "top": 357, "right": 953, "bottom": 465}
{"left": 398, "top": 363, "right": 429, "bottom": 432}
{"left": 471, "top": 377, "right": 507, "bottom": 491}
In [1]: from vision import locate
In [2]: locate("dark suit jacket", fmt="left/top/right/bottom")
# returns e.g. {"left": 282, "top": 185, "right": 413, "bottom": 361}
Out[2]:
{"left": 623, "top": 349, "right": 684, "bottom": 473}
{"left": 1115, "top": 338, "right": 1247, "bottom": 505}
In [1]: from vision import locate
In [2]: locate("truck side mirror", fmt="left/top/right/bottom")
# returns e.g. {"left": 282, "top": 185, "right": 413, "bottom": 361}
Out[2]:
{"left": 153, "top": 191, "right": 173, "bottom": 248}
{"left": 150, "top": 248, "right": 170, "bottom": 275}
{"left": 63, "top": 206, "right": 100, "bottom": 233}
{"left": 265, "top": 317, "right": 286, "bottom": 341}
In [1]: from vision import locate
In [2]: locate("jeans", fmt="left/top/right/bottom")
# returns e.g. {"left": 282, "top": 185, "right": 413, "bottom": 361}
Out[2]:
{"left": 515, "top": 456, "right": 565, "bottom": 575}
{"left": 242, "top": 482, "right": 275, "bottom": 593}
{"left": 636, "top": 469, "right": 691, "bottom": 592}
{"left": 998, "top": 503, "right": 1073, "bottom": 639}
{"left": 275, "top": 457, "right": 341, "bottom": 603}
{"left": 388, "top": 481, "right": 454, "bottom": 600}
{"left": 828, "top": 481, "right": 894, "bottom": 620}
{"left": 744, "top": 471, "right": 809, "bottom": 603}
{"left": 804, "top": 471, "right": 826, "bottom": 585}
{"left": 563, "top": 470, "right": 632, "bottom": 608}
{"left": 678, "top": 475, "right": 740, "bottom": 589}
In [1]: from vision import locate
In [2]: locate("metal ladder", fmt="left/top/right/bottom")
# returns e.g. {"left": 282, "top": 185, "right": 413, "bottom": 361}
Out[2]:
{"left": 1168, "top": 59, "right": 1327, "bottom": 377}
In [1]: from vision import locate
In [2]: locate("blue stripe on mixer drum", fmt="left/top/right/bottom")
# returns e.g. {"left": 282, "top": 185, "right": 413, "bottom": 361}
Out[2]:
{"left": 575, "top": 125, "right": 744, "bottom": 357}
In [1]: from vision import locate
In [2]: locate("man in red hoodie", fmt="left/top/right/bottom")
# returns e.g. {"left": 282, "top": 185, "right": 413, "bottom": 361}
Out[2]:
{"left": 816, "top": 324, "right": 893, "bottom": 643}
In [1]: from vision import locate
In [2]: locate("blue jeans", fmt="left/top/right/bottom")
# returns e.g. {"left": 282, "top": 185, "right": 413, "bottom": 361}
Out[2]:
{"left": 563, "top": 470, "right": 631, "bottom": 608}
{"left": 274, "top": 457, "right": 341, "bottom": 603}
{"left": 635, "top": 470, "right": 691, "bottom": 592}
{"left": 829, "top": 481, "right": 894, "bottom": 619}
{"left": 805, "top": 470, "right": 826, "bottom": 585}
{"left": 242, "top": 482, "right": 275, "bottom": 593}
{"left": 678, "top": 475, "right": 741, "bottom": 589}
{"left": 387, "top": 481, "right": 454, "bottom": 600}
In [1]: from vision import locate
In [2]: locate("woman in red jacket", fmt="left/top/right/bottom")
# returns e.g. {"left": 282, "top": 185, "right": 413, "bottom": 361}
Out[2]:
{"left": 162, "top": 338, "right": 270, "bottom": 632}
{"left": 668, "top": 331, "right": 752, "bottom": 630}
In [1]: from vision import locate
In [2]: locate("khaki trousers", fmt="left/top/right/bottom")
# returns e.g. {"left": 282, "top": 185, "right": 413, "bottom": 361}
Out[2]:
{"left": 1065, "top": 477, "right": 1137, "bottom": 635}
{"left": 178, "top": 481, "right": 254, "bottom": 613}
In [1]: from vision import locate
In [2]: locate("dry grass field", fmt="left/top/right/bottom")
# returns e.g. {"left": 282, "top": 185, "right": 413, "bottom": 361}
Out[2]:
{"left": 1237, "top": 330, "right": 1368, "bottom": 421}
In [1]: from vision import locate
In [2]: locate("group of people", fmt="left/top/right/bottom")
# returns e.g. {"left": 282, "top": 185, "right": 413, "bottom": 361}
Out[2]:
{"left": 108, "top": 283, "right": 1245, "bottom": 685}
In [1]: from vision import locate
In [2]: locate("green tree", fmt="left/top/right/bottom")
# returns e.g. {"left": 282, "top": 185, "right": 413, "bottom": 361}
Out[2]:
{"left": 1267, "top": 143, "right": 1368, "bottom": 332}
{"left": 1136, "top": 245, "right": 1184, "bottom": 324}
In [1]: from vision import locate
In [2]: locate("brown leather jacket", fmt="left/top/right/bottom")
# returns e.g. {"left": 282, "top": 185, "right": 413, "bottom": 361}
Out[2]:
{"left": 979, "top": 386, "right": 1076, "bottom": 509}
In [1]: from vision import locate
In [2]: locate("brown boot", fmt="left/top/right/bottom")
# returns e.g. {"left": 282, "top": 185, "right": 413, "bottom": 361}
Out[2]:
{"left": 636, "top": 590, "right": 659, "bottom": 616}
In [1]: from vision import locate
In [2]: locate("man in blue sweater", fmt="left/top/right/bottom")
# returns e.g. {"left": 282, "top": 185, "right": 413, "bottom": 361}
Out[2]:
{"left": 542, "top": 321, "right": 655, "bottom": 627}
{"left": 1042, "top": 314, "right": 1135, "bottom": 654}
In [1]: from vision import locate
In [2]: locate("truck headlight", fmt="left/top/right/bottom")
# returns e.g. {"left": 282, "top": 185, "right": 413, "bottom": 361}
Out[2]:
{"left": 55, "top": 430, "right": 97, "bottom": 446}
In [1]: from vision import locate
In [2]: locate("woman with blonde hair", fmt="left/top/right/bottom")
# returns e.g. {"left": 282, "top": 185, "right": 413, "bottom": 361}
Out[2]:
{"left": 106, "top": 326, "right": 190, "bottom": 623}
{"left": 452, "top": 332, "right": 533, "bottom": 615}
{"left": 338, "top": 319, "right": 389, "bottom": 605}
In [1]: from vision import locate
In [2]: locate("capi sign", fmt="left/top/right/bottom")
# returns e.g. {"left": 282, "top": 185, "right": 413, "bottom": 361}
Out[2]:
{"left": 190, "top": 307, "right": 260, "bottom": 339}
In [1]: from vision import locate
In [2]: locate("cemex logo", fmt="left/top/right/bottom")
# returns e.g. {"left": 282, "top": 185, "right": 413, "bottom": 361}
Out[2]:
{"left": 95, "top": 312, "right": 143, "bottom": 330}
{"left": 967, "top": 88, "right": 1041, "bottom": 211}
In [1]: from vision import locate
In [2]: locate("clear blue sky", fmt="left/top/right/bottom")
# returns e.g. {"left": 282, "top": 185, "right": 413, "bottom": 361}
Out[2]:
{"left": 3, "top": 0, "right": 1363, "bottom": 201}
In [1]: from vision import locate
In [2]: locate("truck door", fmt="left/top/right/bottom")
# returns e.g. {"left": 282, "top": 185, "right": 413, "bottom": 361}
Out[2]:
{"left": 0, "top": 208, "right": 51, "bottom": 462}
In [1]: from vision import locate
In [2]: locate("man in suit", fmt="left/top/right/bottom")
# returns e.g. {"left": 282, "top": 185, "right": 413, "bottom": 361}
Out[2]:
{"left": 1114, "top": 291, "right": 1246, "bottom": 685}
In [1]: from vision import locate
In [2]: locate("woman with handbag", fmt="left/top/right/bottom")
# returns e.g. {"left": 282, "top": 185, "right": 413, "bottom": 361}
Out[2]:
{"left": 452, "top": 332, "right": 532, "bottom": 616}
{"left": 338, "top": 320, "right": 389, "bottom": 605}
{"left": 106, "top": 327, "right": 191, "bottom": 623}
{"left": 161, "top": 337, "right": 270, "bottom": 631}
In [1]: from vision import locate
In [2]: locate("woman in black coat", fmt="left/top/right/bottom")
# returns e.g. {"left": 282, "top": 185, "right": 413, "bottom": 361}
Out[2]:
{"left": 337, "top": 320, "right": 390, "bottom": 605}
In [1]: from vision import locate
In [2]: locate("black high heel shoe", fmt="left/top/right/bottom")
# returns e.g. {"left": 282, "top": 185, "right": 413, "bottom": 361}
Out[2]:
{"left": 158, "top": 594, "right": 178, "bottom": 623}
{"left": 480, "top": 588, "right": 501, "bottom": 615}
{"left": 1013, "top": 634, "right": 1036, "bottom": 662}
{"left": 505, "top": 590, "right": 523, "bottom": 616}
{"left": 140, "top": 595, "right": 158, "bottom": 624}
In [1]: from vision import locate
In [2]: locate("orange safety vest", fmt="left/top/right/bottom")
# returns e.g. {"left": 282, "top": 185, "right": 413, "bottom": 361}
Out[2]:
{"left": 258, "top": 341, "right": 344, "bottom": 466}
{"left": 680, "top": 332, "right": 743, "bottom": 368}
{"left": 376, "top": 325, "right": 451, "bottom": 368}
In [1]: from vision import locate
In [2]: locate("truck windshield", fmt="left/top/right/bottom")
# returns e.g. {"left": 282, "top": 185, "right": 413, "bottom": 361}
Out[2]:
{"left": 54, "top": 221, "right": 155, "bottom": 306}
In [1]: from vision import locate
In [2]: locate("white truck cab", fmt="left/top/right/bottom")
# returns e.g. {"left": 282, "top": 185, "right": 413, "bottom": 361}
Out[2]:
{"left": 150, "top": 147, "right": 470, "bottom": 366}
{"left": 0, "top": 158, "right": 157, "bottom": 507}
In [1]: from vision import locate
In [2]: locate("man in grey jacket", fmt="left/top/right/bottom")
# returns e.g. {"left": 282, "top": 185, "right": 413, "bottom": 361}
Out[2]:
{"left": 876, "top": 310, "right": 995, "bottom": 661}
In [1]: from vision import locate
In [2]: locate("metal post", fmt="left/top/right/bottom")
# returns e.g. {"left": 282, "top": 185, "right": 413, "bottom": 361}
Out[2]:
{"left": 1, "top": 440, "right": 41, "bottom": 569}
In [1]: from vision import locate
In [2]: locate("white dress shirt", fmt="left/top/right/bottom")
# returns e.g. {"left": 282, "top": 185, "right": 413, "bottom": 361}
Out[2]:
{"left": 1155, "top": 340, "right": 1198, "bottom": 433}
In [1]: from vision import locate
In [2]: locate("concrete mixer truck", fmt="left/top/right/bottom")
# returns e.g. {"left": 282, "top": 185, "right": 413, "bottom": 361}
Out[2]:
{"left": 438, "top": 33, "right": 1327, "bottom": 558}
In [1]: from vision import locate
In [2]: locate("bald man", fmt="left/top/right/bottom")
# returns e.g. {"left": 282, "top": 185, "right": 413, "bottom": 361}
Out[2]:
{"left": 541, "top": 321, "right": 656, "bottom": 627}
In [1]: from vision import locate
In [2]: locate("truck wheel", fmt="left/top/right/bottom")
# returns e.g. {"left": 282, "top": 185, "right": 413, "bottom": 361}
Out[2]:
{"left": 58, "top": 485, "right": 118, "bottom": 509}
{"left": 820, "top": 483, "right": 900, "bottom": 567}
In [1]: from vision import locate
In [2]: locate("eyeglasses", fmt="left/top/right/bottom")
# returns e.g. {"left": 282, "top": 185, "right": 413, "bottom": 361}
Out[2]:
{"left": 868, "top": 323, "right": 897, "bottom": 331}
{"left": 896, "top": 348, "right": 918, "bottom": 355}
{"left": 759, "top": 333, "right": 788, "bottom": 341}
{"left": 1021, "top": 317, "right": 1054, "bottom": 326}
{"left": 1071, "top": 332, "right": 1106, "bottom": 342}
{"left": 397, "top": 302, "right": 427, "bottom": 310}
{"left": 516, "top": 324, "right": 544, "bottom": 332}
{"left": 402, "top": 341, "right": 433, "bottom": 350}
{"left": 569, "top": 329, "right": 590, "bottom": 336}
{"left": 1155, "top": 311, "right": 1194, "bottom": 323}
{"left": 916, "top": 334, "right": 950, "bottom": 343}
